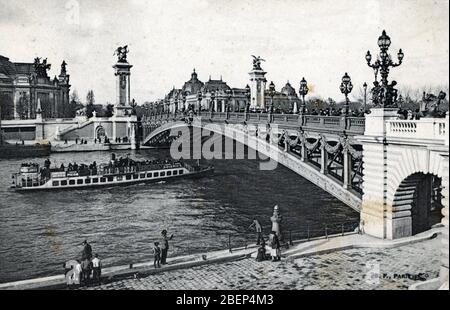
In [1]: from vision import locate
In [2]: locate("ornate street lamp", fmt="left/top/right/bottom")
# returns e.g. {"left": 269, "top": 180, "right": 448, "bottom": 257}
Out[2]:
{"left": 340, "top": 73, "right": 353, "bottom": 116}
{"left": 363, "top": 82, "right": 368, "bottom": 112}
{"left": 245, "top": 84, "right": 251, "bottom": 113}
{"left": 174, "top": 97, "right": 179, "bottom": 116}
{"left": 225, "top": 89, "right": 232, "bottom": 113}
{"left": 268, "top": 81, "right": 276, "bottom": 114}
{"left": 197, "top": 91, "right": 202, "bottom": 114}
{"left": 366, "top": 30, "right": 404, "bottom": 108}
{"left": 182, "top": 92, "right": 187, "bottom": 114}
{"left": 299, "top": 77, "right": 309, "bottom": 115}
{"left": 210, "top": 91, "right": 216, "bottom": 112}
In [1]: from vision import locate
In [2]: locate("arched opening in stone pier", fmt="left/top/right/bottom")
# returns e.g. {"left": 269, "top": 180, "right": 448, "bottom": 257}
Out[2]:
{"left": 392, "top": 173, "right": 443, "bottom": 236}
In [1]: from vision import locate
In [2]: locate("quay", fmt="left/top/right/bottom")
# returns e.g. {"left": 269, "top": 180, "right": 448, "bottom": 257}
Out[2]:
{"left": 0, "top": 227, "right": 444, "bottom": 290}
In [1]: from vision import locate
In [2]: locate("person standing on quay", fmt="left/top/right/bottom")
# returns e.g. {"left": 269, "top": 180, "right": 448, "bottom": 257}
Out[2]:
{"left": 269, "top": 231, "right": 281, "bottom": 262}
{"left": 249, "top": 217, "right": 263, "bottom": 245}
{"left": 92, "top": 254, "right": 102, "bottom": 284}
{"left": 153, "top": 242, "right": 161, "bottom": 268}
{"left": 160, "top": 230, "right": 174, "bottom": 265}
{"left": 81, "top": 240, "right": 92, "bottom": 261}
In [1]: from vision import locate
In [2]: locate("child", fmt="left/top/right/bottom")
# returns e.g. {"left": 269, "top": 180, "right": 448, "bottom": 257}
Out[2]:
{"left": 92, "top": 254, "right": 102, "bottom": 284}
{"left": 153, "top": 242, "right": 161, "bottom": 268}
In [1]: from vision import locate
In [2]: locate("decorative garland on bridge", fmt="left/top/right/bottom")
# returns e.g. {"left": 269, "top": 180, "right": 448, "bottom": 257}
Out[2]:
{"left": 321, "top": 134, "right": 342, "bottom": 154}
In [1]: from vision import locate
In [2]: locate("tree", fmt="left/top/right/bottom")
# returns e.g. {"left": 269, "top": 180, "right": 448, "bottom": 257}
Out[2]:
{"left": 64, "top": 90, "right": 81, "bottom": 118}
{"left": 105, "top": 104, "right": 114, "bottom": 117}
{"left": 86, "top": 90, "right": 95, "bottom": 118}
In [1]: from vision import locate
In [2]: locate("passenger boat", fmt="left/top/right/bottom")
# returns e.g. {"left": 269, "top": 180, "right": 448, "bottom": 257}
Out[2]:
{"left": 11, "top": 157, "right": 214, "bottom": 191}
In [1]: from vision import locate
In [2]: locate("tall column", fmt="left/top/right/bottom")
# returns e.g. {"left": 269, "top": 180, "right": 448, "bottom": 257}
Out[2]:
{"left": 249, "top": 70, "right": 267, "bottom": 110}
{"left": 113, "top": 61, "right": 133, "bottom": 117}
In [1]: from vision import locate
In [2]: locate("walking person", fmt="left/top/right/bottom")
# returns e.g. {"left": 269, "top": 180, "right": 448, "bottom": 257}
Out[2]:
{"left": 249, "top": 217, "right": 263, "bottom": 245}
{"left": 92, "top": 254, "right": 102, "bottom": 284}
{"left": 160, "top": 230, "right": 174, "bottom": 265}
{"left": 153, "top": 242, "right": 161, "bottom": 268}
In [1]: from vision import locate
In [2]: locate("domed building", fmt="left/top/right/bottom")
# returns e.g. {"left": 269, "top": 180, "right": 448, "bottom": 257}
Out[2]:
{"left": 281, "top": 81, "right": 298, "bottom": 98}
{"left": 161, "top": 70, "right": 249, "bottom": 113}
{"left": 181, "top": 69, "right": 204, "bottom": 95}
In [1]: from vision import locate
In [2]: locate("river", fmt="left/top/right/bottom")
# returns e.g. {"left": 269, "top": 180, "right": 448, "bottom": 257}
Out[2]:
{"left": 0, "top": 147, "right": 359, "bottom": 283}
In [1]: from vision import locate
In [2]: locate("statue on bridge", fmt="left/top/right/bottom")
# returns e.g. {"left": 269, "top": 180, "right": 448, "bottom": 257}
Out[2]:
{"left": 114, "top": 45, "right": 129, "bottom": 63}
{"left": 420, "top": 91, "right": 447, "bottom": 118}
{"left": 251, "top": 55, "right": 265, "bottom": 70}
{"left": 370, "top": 80, "right": 399, "bottom": 108}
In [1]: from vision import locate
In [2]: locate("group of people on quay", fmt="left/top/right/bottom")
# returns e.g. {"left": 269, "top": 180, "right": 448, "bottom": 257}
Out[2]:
{"left": 249, "top": 218, "right": 282, "bottom": 262}
{"left": 152, "top": 230, "right": 174, "bottom": 269}
{"left": 60, "top": 208, "right": 301, "bottom": 289}
{"left": 64, "top": 240, "right": 102, "bottom": 288}
{"left": 63, "top": 137, "right": 113, "bottom": 145}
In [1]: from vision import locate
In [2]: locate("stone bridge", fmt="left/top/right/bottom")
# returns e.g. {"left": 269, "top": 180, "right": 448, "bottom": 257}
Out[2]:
{"left": 142, "top": 109, "right": 449, "bottom": 285}
{"left": 144, "top": 111, "right": 366, "bottom": 210}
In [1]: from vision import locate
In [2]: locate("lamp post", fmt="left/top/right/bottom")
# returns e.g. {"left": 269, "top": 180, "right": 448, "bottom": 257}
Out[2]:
{"left": 366, "top": 30, "right": 404, "bottom": 108}
{"left": 225, "top": 89, "right": 231, "bottom": 118}
{"left": 340, "top": 73, "right": 353, "bottom": 116}
{"left": 363, "top": 82, "right": 368, "bottom": 113}
{"left": 268, "top": 81, "right": 276, "bottom": 122}
{"left": 299, "top": 77, "right": 309, "bottom": 115}
{"left": 245, "top": 84, "right": 250, "bottom": 120}
{"left": 197, "top": 91, "right": 202, "bottom": 115}
{"left": 210, "top": 91, "right": 215, "bottom": 120}
{"left": 182, "top": 93, "right": 187, "bottom": 115}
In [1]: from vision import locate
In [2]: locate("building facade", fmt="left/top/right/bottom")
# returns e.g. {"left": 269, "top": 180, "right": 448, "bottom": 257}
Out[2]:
{"left": 147, "top": 59, "right": 300, "bottom": 115}
{"left": 0, "top": 55, "right": 70, "bottom": 120}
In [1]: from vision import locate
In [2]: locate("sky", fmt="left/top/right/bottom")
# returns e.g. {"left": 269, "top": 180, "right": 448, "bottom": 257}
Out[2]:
{"left": 0, "top": 0, "right": 448, "bottom": 105}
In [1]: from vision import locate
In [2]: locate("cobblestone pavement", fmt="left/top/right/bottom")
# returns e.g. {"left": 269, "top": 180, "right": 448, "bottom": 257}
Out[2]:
{"left": 81, "top": 237, "right": 441, "bottom": 290}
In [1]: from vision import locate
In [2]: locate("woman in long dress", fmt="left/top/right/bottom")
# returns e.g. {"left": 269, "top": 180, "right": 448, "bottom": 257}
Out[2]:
{"left": 269, "top": 231, "right": 280, "bottom": 262}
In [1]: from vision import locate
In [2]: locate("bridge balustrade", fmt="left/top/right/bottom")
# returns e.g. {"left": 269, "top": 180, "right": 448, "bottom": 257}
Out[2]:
{"left": 386, "top": 118, "right": 447, "bottom": 141}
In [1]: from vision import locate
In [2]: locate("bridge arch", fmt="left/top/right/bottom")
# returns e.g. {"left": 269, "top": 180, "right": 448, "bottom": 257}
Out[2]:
{"left": 143, "top": 120, "right": 362, "bottom": 211}
{"left": 384, "top": 147, "right": 447, "bottom": 239}
{"left": 391, "top": 172, "right": 443, "bottom": 237}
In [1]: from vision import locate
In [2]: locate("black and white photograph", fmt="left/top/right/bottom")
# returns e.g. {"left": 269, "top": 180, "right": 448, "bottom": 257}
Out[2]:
{"left": 0, "top": 0, "right": 449, "bottom": 296}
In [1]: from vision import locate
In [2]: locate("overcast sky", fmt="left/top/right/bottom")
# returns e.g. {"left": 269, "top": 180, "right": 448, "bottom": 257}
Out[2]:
{"left": 0, "top": 0, "right": 448, "bottom": 104}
